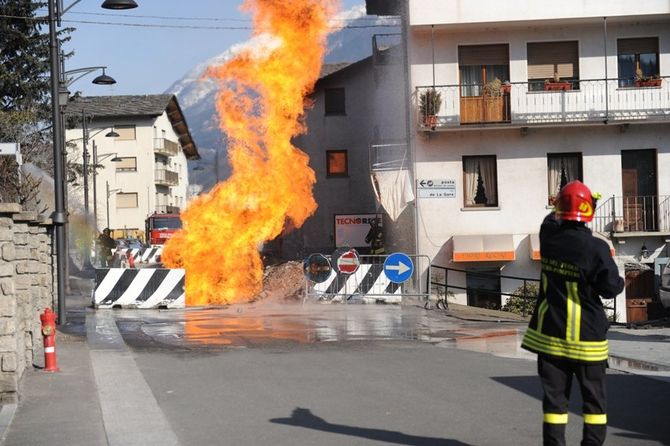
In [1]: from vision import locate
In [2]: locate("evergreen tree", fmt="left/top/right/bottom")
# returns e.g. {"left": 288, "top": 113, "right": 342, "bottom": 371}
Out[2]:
{"left": 0, "top": 1, "right": 71, "bottom": 208}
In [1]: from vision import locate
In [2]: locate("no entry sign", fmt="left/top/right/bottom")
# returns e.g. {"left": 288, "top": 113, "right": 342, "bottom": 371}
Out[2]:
{"left": 336, "top": 249, "right": 360, "bottom": 274}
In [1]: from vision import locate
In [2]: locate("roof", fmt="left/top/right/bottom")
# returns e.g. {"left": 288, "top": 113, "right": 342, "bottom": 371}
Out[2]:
{"left": 319, "top": 63, "right": 351, "bottom": 79}
{"left": 67, "top": 94, "right": 199, "bottom": 160}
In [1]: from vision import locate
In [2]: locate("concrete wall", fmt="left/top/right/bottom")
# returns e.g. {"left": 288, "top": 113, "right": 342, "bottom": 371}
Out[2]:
{"left": 0, "top": 204, "right": 54, "bottom": 403}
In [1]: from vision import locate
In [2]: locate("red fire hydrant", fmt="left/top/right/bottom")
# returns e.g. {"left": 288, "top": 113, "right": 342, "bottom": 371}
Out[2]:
{"left": 40, "top": 308, "right": 59, "bottom": 372}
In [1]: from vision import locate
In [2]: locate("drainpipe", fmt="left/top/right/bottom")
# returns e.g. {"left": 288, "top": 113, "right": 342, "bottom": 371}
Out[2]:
{"left": 603, "top": 17, "right": 609, "bottom": 124}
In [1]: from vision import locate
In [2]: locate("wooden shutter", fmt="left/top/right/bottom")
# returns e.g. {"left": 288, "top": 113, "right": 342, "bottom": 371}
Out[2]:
{"left": 458, "top": 44, "right": 509, "bottom": 66}
{"left": 116, "top": 193, "right": 138, "bottom": 208}
{"left": 527, "top": 41, "right": 579, "bottom": 80}
{"left": 617, "top": 37, "right": 658, "bottom": 55}
{"left": 115, "top": 157, "right": 136, "bottom": 171}
{"left": 115, "top": 125, "right": 136, "bottom": 140}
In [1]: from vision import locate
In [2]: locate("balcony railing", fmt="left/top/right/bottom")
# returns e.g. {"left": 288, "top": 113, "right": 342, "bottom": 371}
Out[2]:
{"left": 416, "top": 77, "right": 670, "bottom": 130}
{"left": 155, "top": 205, "right": 180, "bottom": 214}
{"left": 154, "top": 168, "right": 179, "bottom": 186}
{"left": 153, "top": 138, "right": 180, "bottom": 156}
{"left": 591, "top": 195, "right": 670, "bottom": 234}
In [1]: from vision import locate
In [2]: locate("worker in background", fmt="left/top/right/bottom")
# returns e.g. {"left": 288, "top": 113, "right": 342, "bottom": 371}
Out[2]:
{"left": 365, "top": 218, "right": 385, "bottom": 255}
{"left": 97, "top": 228, "right": 115, "bottom": 268}
{"left": 521, "top": 181, "right": 624, "bottom": 446}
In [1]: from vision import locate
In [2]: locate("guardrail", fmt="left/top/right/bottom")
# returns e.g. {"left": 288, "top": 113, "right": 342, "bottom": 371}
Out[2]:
{"left": 417, "top": 76, "right": 670, "bottom": 129}
{"left": 305, "top": 254, "right": 430, "bottom": 303}
{"left": 591, "top": 195, "right": 670, "bottom": 234}
{"left": 153, "top": 138, "right": 180, "bottom": 156}
{"left": 154, "top": 168, "right": 179, "bottom": 186}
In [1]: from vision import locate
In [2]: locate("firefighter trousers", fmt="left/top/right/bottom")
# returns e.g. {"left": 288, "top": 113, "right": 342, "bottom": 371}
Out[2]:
{"left": 538, "top": 354, "right": 607, "bottom": 446}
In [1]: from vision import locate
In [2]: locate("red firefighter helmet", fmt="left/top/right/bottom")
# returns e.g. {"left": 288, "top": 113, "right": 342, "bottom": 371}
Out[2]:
{"left": 555, "top": 180, "right": 595, "bottom": 223}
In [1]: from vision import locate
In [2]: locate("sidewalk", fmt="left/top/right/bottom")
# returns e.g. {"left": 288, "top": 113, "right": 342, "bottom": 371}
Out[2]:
{"left": 0, "top": 282, "right": 668, "bottom": 445}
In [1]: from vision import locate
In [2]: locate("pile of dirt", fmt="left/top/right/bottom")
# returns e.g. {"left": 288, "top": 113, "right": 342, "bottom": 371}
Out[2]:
{"left": 254, "top": 261, "right": 305, "bottom": 302}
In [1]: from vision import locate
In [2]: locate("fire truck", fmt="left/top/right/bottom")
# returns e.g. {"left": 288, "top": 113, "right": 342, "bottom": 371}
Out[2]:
{"left": 145, "top": 213, "right": 181, "bottom": 246}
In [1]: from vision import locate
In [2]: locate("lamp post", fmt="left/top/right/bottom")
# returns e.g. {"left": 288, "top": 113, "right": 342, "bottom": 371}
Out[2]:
{"left": 47, "top": 0, "right": 138, "bottom": 325}
{"left": 105, "top": 181, "right": 123, "bottom": 229}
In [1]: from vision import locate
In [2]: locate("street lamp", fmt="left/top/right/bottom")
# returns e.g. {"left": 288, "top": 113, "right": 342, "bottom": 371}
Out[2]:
{"left": 105, "top": 181, "right": 123, "bottom": 229}
{"left": 93, "top": 149, "right": 123, "bottom": 234}
{"left": 48, "top": 0, "right": 138, "bottom": 324}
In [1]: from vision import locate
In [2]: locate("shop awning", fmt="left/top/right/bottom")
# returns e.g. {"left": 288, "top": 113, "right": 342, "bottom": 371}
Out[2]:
{"left": 452, "top": 234, "right": 515, "bottom": 262}
{"left": 529, "top": 233, "right": 615, "bottom": 260}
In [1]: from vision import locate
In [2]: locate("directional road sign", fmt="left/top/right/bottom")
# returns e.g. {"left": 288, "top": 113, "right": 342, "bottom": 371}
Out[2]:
{"left": 383, "top": 252, "right": 414, "bottom": 284}
{"left": 335, "top": 249, "right": 360, "bottom": 274}
{"left": 303, "top": 254, "right": 332, "bottom": 283}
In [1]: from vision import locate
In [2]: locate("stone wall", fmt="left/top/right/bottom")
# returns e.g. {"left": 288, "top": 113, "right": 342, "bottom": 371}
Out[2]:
{"left": 0, "top": 203, "right": 54, "bottom": 403}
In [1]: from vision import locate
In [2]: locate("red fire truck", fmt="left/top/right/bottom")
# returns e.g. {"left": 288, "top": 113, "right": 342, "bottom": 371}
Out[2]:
{"left": 145, "top": 213, "right": 181, "bottom": 246}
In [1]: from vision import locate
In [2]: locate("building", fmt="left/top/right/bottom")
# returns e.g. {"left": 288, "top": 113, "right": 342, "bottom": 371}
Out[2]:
{"left": 66, "top": 94, "right": 199, "bottom": 239}
{"left": 282, "top": 38, "right": 414, "bottom": 260}
{"left": 402, "top": 0, "right": 670, "bottom": 320}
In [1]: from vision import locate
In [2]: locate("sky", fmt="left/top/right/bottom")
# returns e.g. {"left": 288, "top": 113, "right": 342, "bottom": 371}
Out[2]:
{"left": 57, "top": 0, "right": 366, "bottom": 97}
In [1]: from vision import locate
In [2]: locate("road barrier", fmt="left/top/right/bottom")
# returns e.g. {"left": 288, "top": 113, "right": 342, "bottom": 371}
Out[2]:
{"left": 93, "top": 268, "right": 185, "bottom": 309}
{"left": 305, "top": 254, "right": 430, "bottom": 303}
{"left": 112, "top": 245, "right": 164, "bottom": 266}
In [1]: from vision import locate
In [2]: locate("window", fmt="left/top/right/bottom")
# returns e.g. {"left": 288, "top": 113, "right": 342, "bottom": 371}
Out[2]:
{"left": 618, "top": 37, "right": 659, "bottom": 87}
{"left": 466, "top": 268, "right": 501, "bottom": 309}
{"left": 324, "top": 88, "right": 345, "bottom": 115}
{"left": 463, "top": 155, "right": 498, "bottom": 207}
{"left": 458, "top": 44, "right": 510, "bottom": 96}
{"left": 114, "top": 125, "right": 136, "bottom": 140}
{"left": 115, "top": 157, "right": 137, "bottom": 172}
{"left": 326, "top": 150, "right": 348, "bottom": 177}
{"left": 527, "top": 41, "right": 579, "bottom": 91}
{"left": 116, "top": 192, "right": 138, "bottom": 208}
{"left": 547, "top": 153, "right": 582, "bottom": 205}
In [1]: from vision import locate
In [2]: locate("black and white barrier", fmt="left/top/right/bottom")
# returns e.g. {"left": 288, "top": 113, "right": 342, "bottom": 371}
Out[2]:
{"left": 93, "top": 268, "right": 185, "bottom": 309}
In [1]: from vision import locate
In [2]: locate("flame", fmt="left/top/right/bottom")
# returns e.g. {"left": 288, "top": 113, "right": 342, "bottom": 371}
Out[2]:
{"left": 162, "top": 0, "right": 338, "bottom": 305}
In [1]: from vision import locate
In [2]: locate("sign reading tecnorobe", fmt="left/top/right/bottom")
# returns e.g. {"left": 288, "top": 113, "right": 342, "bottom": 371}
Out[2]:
{"left": 383, "top": 252, "right": 414, "bottom": 284}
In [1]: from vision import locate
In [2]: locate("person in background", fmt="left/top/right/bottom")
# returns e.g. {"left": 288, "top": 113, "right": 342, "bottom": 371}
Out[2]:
{"left": 365, "top": 218, "right": 385, "bottom": 255}
{"left": 521, "top": 181, "right": 624, "bottom": 446}
{"left": 97, "top": 228, "right": 115, "bottom": 268}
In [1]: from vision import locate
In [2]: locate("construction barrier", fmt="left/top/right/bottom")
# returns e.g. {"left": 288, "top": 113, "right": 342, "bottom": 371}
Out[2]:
{"left": 112, "top": 245, "right": 164, "bottom": 266}
{"left": 93, "top": 268, "right": 185, "bottom": 309}
{"left": 305, "top": 254, "right": 430, "bottom": 304}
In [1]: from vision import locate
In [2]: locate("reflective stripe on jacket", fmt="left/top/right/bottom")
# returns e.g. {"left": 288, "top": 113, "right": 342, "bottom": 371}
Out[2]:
{"left": 521, "top": 213, "right": 624, "bottom": 364}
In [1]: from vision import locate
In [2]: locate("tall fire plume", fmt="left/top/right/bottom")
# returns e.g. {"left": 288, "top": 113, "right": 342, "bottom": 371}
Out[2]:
{"left": 162, "top": 0, "right": 338, "bottom": 305}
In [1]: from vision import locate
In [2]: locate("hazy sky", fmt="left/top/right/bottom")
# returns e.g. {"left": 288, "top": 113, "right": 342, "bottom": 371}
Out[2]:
{"left": 57, "top": 0, "right": 365, "bottom": 97}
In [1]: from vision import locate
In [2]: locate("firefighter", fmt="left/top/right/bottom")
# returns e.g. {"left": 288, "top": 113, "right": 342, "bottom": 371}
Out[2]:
{"left": 97, "top": 228, "right": 115, "bottom": 268}
{"left": 521, "top": 180, "right": 624, "bottom": 446}
{"left": 365, "top": 218, "right": 385, "bottom": 255}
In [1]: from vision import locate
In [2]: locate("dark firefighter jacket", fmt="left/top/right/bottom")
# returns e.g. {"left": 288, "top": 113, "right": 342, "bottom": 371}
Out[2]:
{"left": 521, "top": 213, "right": 624, "bottom": 363}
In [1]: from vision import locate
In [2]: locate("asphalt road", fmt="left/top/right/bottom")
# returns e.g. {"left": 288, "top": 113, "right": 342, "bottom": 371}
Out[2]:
{"left": 109, "top": 305, "right": 669, "bottom": 446}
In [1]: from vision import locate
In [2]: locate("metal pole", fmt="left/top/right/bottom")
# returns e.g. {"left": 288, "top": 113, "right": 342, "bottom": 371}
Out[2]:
{"left": 48, "top": 0, "right": 67, "bottom": 325}
{"left": 106, "top": 180, "right": 110, "bottom": 229}
{"left": 82, "top": 110, "right": 91, "bottom": 267}
{"left": 603, "top": 17, "right": 609, "bottom": 122}
{"left": 93, "top": 140, "right": 98, "bottom": 230}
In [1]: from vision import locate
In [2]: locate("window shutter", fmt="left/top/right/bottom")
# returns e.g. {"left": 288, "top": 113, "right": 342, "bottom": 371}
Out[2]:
{"left": 116, "top": 193, "right": 138, "bottom": 208}
{"left": 527, "top": 41, "right": 579, "bottom": 80}
{"left": 458, "top": 44, "right": 509, "bottom": 66}
{"left": 115, "top": 157, "right": 136, "bottom": 171}
{"left": 115, "top": 125, "right": 136, "bottom": 140}
{"left": 617, "top": 37, "right": 658, "bottom": 55}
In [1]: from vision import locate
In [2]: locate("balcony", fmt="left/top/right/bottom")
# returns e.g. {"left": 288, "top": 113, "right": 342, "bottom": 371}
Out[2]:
{"left": 155, "top": 205, "right": 180, "bottom": 214}
{"left": 416, "top": 77, "right": 670, "bottom": 131}
{"left": 154, "top": 168, "right": 179, "bottom": 186}
{"left": 153, "top": 138, "right": 180, "bottom": 157}
{"left": 591, "top": 195, "right": 670, "bottom": 235}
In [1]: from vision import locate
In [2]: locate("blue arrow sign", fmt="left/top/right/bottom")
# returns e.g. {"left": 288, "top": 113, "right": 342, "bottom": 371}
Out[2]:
{"left": 383, "top": 252, "right": 414, "bottom": 284}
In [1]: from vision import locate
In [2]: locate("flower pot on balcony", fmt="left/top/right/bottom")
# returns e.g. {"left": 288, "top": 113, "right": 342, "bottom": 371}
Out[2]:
{"left": 544, "top": 81, "right": 572, "bottom": 91}
{"left": 423, "top": 115, "right": 438, "bottom": 128}
{"left": 501, "top": 82, "right": 512, "bottom": 94}
{"left": 634, "top": 78, "right": 662, "bottom": 88}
